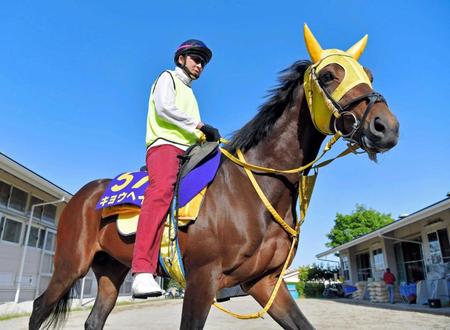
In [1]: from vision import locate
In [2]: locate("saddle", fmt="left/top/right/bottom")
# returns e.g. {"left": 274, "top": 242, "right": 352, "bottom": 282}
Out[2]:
{"left": 96, "top": 142, "right": 220, "bottom": 232}
{"left": 95, "top": 142, "right": 221, "bottom": 285}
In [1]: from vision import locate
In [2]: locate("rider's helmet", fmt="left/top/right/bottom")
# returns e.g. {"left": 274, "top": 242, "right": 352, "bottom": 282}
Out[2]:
{"left": 174, "top": 39, "right": 212, "bottom": 66}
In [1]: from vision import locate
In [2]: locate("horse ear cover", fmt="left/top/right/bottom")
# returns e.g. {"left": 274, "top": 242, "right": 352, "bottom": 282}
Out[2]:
{"left": 304, "top": 23, "right": 323, "bottom": 63}
{"left": 346, "top": 35, "right": 368, "bottom": 60}
{"left": 303, "top": 23, "right": 368, "bottom": 62}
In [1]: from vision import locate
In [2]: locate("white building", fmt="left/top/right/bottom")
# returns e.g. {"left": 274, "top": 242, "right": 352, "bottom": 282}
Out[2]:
{"left": 0, "top": 153, "right": 150, "bottom": 303}
{"left": 317, "top": 196, "right": 450, "bottom": 286}
{"left": 0, "top": 152, "right": 75, "bottom": 302}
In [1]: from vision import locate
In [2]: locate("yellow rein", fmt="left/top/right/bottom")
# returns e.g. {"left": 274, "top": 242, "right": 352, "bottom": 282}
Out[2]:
{"left": 212, "top": 133, "right": 359, "bottom": 319}
{"left": 220, "top": 131, "right": 359, "bottom": 175}
{"left": 220, "top": 132, "right": 342, "bottom": 174}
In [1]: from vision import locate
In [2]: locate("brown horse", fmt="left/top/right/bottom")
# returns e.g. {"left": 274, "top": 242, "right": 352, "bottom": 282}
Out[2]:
{"left": 30, "top": 30, "right": 399, "bottom": 330}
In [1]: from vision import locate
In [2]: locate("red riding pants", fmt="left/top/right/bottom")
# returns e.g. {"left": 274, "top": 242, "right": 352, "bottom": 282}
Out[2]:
{"left": 131, "top": 144, "right": 184, "bottom": 274}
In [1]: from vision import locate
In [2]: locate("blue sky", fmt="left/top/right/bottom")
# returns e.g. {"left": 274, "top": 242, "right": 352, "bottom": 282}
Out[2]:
{"left": 1, "top": 1, "right": 449, "bottom": 267}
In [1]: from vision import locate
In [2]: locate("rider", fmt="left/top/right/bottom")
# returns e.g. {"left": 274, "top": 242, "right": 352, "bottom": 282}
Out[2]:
{"left": 131, "top": 39, "right": 221, "bottom": 298}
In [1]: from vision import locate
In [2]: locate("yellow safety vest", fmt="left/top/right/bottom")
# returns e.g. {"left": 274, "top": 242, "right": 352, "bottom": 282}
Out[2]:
{"left": 146, "top": 71, "right": 201, "bottom": 147}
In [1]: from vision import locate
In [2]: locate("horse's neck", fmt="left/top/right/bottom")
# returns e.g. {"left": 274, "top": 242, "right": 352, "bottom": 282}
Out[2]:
{"left": 238, "top": 86, "right": 325, "bottom": 228}
{"left": 245, "top": 86, "right": 325, "bottom": 178}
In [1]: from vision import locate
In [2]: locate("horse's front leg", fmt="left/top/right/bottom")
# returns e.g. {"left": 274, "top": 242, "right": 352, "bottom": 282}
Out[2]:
{"left": 180, "top": 265, "right": 219, "bottom": 330}
{"left": 244, "top": 275, "right": 314, "bottom": 330}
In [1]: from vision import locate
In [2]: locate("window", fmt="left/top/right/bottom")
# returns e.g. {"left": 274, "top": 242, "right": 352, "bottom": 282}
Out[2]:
{"left": 0, "top": 181, "right": 30, "bottom": 213}
{"left": 428, "top": 232, "right": 442, "bottom": 264}
{"left": 37, "top": 229, "right": 46, "bottom": 249}
{"left": 372, "top": 248, "right": 385, "bottom": 271}
{"left": 1, "top": 218, "right": 22, "bottom": 243}
{"left": 0, "top": 181, "right": 11, "bottom": 206}
{"left": 45, "top": 232, "right": 56, "bottom": 252}
{"left": 28, "top": 196, "right": 57, "bottom": 223}
{"left": 29, "top": 196, "right": 44, "bottom": 219}
{"left": 394, "top": 240, "right": 425, "bottom": 284}
{"left": 9, "top": 186, "right": 28, "bottom": 212}
{"left": 438, "top": 229, "right": 450, "bottom": 263}
{"left": 341, "top": 255, "right": 350, "bottom": 280}
{"left": 42, "top": 204, "right": 56, "bottom": 223}
{"left": 22, "top": 225, "right": 41, "bottom": 247}
{"left": 428, "top": 229, "right": 450, "bottom": 264}
{"left": 356, "top": 253, "right": 372, "bottom": 281}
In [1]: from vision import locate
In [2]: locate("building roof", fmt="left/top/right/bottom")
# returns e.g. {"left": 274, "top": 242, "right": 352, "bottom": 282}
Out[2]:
{"left": 316, "top": 196, "right": 450, "bottom": 258}
{"left": 0, "top": 152, "right": 72, "bottom": 201}
{"left": 283, "top": 268, "right": 300, "bottom": 283}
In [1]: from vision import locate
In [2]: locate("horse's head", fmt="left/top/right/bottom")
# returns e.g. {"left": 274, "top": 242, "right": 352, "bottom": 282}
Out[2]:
{"left": 303, "top": 24, "right": 399, "bottom": 160}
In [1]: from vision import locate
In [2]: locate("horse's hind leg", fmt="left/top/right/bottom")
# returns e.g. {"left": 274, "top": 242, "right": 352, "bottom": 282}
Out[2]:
{"left": 85, "top": 252, "right": 130, "bottom": 330}
{"left": 244, "top": 275, "right": 314, "bottom": 330}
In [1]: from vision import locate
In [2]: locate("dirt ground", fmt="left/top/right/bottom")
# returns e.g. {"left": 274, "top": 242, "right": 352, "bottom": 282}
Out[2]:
{"left": 1, "top": 296, "right": 449, "bottom": 329}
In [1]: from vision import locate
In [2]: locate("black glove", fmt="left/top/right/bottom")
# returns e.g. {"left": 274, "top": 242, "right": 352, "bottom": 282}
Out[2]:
{"left": 199, "top": 124, "right": 221, "bottom": 142}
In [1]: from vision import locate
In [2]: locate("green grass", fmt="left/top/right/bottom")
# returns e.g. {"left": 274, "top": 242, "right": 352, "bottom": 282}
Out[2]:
{"left": 0, "top": 312, "right": 30, "bottom": 321}
{"left": 116, "top": 300, "right": 140, "bottom": 306}
{"left": 0, "top": 298, "right": 166, "bottom": 322}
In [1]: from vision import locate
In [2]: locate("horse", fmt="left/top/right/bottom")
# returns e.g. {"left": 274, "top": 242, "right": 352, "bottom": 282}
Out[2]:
{"left": 30, "top": 26, "right": 399, "bottom": 330}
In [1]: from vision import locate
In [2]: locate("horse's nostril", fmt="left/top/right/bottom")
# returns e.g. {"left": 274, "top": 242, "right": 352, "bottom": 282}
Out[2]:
{"left": 373, "top": 117, "right": 386, "bottom": 133}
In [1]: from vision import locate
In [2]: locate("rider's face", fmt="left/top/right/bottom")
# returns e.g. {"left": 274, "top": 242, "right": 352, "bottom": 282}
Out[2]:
{"left": 179, "top": 54, "right": 205, "bottom": 78}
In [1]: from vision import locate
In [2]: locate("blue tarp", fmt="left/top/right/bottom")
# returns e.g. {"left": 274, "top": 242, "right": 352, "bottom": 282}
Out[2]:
{"left": 400, "top": 283, "right": 417, "bottom": 297}
{"left": 343, "top": 285, "right": 357, "bottom": 294}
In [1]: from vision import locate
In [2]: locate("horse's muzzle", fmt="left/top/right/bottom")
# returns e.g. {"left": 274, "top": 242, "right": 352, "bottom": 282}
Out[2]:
{"left": 363, "top": 113, "right": 399, "bottom": 153}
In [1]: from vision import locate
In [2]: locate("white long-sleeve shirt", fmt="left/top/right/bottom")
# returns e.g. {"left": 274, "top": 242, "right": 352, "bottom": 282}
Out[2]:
{"left": 149, "top": 67, "right": 201, "bottom": 151}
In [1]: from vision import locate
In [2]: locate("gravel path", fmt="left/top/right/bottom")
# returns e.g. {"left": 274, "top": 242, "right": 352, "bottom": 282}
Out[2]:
{"left": 1, "top": 297, "right": 449, "bottom": 329}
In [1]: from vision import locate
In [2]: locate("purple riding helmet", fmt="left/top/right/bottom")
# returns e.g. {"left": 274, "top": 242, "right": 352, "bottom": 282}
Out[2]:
{"left": 174, "top": 39, "right": 213, "bottom": 67}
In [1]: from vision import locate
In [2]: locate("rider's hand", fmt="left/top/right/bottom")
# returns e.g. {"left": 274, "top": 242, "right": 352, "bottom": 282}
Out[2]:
{"left": 199, "top": 124, "right": 221, "bottom": 142}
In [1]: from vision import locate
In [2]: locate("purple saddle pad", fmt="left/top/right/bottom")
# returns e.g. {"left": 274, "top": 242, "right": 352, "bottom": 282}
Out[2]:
{"left": 96, "top": 150, "right": 221, "bottom": 210}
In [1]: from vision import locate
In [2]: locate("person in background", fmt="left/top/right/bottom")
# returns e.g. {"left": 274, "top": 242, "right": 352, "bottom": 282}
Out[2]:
{"left": 131, "top": 39, "right": 221, "bottom": 298}
{"left": 383, "top": 267, "right": 396, "bottom": 304}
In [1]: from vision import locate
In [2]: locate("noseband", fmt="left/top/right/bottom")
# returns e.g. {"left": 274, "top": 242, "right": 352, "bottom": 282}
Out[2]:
{"left": 336, "top": 92, "right": 386, "bottom": 143}
{"left": 313, "top": 67, "right": 387, "bottom": 144}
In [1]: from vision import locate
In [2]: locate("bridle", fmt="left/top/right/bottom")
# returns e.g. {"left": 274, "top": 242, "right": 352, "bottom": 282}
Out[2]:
{"left": 312, "top": 65, "right": 387, "bottom": 145}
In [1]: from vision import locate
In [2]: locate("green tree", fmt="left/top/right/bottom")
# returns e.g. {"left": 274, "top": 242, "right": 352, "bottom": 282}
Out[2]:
{"left": 326, "top": 204, "right": 394, "bottom": 248}
{"left": 296, "top": 264, "right": 339, "bottom": 297}
{"left": 307, "top": 263, "right": 339, "bottom": 280}
{"left": 296, "top": 265, "right": 309, "bottom": 297}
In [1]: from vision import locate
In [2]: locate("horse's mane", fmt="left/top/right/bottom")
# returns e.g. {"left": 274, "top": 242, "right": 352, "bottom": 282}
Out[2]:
{"left": 227, "top": 60, "right": 312, "bottom": 152}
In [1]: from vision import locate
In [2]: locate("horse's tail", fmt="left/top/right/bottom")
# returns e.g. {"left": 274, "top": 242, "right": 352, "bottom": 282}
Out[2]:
{"left": 30, "top": 179, "right": 109, "bottom": 330}
{"left": 40, "top": 286, "right": 75, "bottom": 330}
